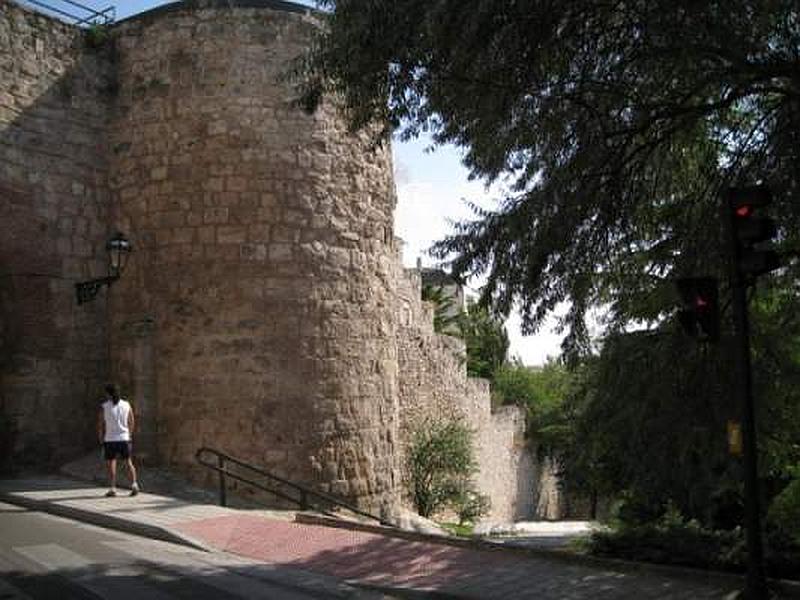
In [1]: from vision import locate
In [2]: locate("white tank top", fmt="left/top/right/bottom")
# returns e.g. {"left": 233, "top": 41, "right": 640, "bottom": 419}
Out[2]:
{"left": 102, "top": 399, "right": 132, "bottom": 442}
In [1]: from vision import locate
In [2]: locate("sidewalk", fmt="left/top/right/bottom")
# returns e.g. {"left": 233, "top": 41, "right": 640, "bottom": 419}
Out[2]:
{"left": 0, "top": 476, "right": 773, "bottom": 599}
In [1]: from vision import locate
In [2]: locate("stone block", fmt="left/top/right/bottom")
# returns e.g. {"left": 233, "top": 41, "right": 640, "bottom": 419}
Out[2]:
{"left": 202, "top": 177, "right": 224, "bottom": 192}
{"left": 217, "top": 225, "right": 247, "bottom": 244}
{"left": 226, "top": 176, "right": 247, "bottom": 192}
{"left": 197, "top": 226, "right": 215, "bottom": 243}
{"left": 203, "top": 207, "right": 228, "bottom": 224}
{"left": 240, "top": 243, "right": 266, "bottom": 261}
{"left": 268, "top": 243, "right": 292, "bottom": 262}
{"left": 172, "top": 227, "right": 194, "bottom": 244}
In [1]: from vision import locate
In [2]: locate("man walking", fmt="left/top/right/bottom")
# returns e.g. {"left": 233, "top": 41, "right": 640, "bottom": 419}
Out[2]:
{"left": 98, "top": 384, "right": 140, "bottom": 497}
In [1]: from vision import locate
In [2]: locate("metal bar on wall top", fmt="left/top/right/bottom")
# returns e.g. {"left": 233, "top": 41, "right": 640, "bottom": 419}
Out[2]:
{"left": 19, "top": 0, "right": 115, "bottom": 25}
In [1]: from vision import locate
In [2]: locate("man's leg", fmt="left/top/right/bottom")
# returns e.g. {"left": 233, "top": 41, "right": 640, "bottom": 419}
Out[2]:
{"left": 126, "top": 458, "right": 139, "bottom": 495}
{"left": 105, "top": 457, "right": 117, "bottom": 496}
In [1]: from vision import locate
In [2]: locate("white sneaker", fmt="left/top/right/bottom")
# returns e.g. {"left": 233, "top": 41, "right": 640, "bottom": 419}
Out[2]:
{"left": 105, "top": 489, "right": 117, "bottom": 497}
{"left": 130, "top": 483, "right": 140, "bottom": 497}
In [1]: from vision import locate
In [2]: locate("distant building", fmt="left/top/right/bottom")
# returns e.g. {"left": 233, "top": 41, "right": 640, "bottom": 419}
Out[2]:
{"left": 417, "top": 258, "right": 466, "bottom": 320}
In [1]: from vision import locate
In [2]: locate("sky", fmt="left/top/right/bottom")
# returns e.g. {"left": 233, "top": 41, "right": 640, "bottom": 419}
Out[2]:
{"left": 30, "top": 0, "right": 566, "bottom": 365}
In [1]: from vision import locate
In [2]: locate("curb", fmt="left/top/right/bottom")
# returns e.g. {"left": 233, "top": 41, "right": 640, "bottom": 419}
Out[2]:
{"left": 0, "top": 490, "right": 212, "bottom": 553}
{"left": 295, "top": 514, "right": 800, "bottom": 598}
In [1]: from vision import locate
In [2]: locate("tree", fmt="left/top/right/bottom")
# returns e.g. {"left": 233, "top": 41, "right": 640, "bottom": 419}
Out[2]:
{"left": 299, "top": 2, "right": 800, "bottom": 540}
{"left": 300, "top": 0, "right": 800, "bottom": 359}
{"left": 561, "top": 330, "right": 742, "bottom": 527}
{"left": 421, "top": 283, "right": 461, "bottom": 335}
{"left": 457, "top": 302, "right": 509, "bottom": 379}
{"left": 492, "top": 359, "right": 573, "bottom": 450}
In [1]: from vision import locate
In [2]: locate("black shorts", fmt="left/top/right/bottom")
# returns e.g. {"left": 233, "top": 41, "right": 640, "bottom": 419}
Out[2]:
{"left": 103, "top": 441, "right": 132, "bottom": 460}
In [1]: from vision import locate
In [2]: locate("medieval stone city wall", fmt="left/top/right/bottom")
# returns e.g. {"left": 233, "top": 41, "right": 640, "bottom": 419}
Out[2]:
{"left": 0, "top": 0, "right": 555, "bottom": 521}
{"left": 0, "top": 0, "right": 113, "bottom": 467}
{"left": 395, "top": 267, "right": 537, "bottom": 521}
{"left": 107, "top": 2, "right": 400, "bottom": 513}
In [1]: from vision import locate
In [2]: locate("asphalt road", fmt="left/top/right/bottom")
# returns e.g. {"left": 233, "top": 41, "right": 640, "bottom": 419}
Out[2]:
{"left": 0, "top": 502, "right": 387, "bottom": 599}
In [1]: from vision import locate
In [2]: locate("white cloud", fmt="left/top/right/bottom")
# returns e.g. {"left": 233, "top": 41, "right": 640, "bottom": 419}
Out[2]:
{"left": 393, "top": 180, "right": 479, "bottom": 268}
{"left": 393, "top": 166, "right": 565, "bottom": 366}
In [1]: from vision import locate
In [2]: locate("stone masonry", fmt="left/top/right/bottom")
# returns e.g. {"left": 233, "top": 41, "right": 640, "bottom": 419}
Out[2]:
{"left": 0, "top": 1, "right": 113, "bottom": 467}
{"left": 396, "top": 267, "right": 539, "bottom": 522}
{"left": 0, "top": 0, "right": 540, "bottom": 521}
{"left": 106, "top": 2, "right": 400, "bottom": 515}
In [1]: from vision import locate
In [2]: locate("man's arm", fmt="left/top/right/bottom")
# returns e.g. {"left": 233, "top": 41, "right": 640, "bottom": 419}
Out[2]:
{"left": 128, "top": 405, "right": 135, "bottom": 437}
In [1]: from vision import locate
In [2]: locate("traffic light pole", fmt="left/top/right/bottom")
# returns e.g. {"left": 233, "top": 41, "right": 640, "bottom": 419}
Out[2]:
{"left": 725, "top": 185, "right": 782, "bottom": 598}
{"left": 731, "top": 276, "right": 768, "bottom": 598}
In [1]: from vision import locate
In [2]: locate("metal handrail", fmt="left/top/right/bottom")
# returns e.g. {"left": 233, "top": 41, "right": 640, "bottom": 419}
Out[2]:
{"left": 20, "top": 0, "right": 115, "bottom": 26}
{"left": 195, "top": 447, "right": 394, "bottom": 527}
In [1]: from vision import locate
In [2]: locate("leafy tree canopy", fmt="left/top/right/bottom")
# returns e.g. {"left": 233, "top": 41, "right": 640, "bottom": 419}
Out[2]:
{"left": 560, "top": 285, "right": 800, "bottom": 528}
{"left": 457, "top": 301, "right": 510, "bottom": 379}
{"left": 301, "top": 0, "right": 800, "bottom": 358}
{"left": 570, "top": 330, "right": 741, "bottom": 524}
{"left": 421, "top": 283, "right": 461, "bottom": 335}
{"left": 492, "top": 359, "right": 574, "bottom": 448}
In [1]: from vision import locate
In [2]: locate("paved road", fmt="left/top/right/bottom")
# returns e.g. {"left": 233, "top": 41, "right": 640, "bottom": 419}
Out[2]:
{"left": 1, "top": 478, "right": 779, "bottom": 599}
{"left": 0, "top": 502, "right": 388, "bottom": 599}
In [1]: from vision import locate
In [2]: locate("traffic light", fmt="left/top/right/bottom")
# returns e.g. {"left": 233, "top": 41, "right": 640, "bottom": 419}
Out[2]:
{"left": 726, "top": 185, "right": 780, "bottom": 279}
{"left": 676, "top": 277, "right": 720, "bottom": 341}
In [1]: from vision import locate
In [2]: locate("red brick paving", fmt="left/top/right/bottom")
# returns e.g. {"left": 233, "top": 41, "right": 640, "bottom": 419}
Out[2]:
{"left": 175, "top": 514, "right": 525, "bottom": 590}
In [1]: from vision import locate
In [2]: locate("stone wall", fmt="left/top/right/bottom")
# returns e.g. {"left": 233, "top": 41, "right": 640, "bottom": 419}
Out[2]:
{"left": 396, "top": 266, "right": 536, "bottom": 522}
{"left": 0, "top": 0, "right": 113, "bottom": 468}
{"left": 0, "top": 0, "right": 552, "bottom": 522}
{"left": 106, "top": 2, "right": 399, "bottom": 513}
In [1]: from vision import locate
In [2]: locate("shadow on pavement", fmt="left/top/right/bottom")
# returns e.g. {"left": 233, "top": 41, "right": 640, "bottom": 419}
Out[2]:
{"left": 1, "top": 561, "right": 365, "bottom": 600}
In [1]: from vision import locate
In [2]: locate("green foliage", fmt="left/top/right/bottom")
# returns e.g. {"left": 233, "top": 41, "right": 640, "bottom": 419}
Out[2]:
{"left": 84, "top": 24, "right": 110, "bottom": 49}
{"left": 749, "top": 286, "right": 800, "bottom": 481}
{"left": 560, "top": 330, "right": 744, "bottom": 526}
{"left": 591, "top": 502, "right": 800, "bottom": 579}
{"left": 420, "top": 285, "right": 509, "bottom": 381}
{"left": 449, "top": 481, "right": 492, "bottom": 526}
{"left": 589, "top": 506, "right": 746, "bottom": 572}
{"left": 560, "top": 293, "right": 800, "bottom": 531}
{"left": 406, "top": 418, "right": 477, "bottom": 518}
{"left": 456, "top": 302, "right": 509, "bottom": 379}
{"left": 421, "top": 283, "right": 461, "bottom": 335}
{"left": 304, "top": 1, "right": 800, "bottom": 554}
{"left": 492, "top": 360, "right": 573, "bottom": 448}
{"left": 768, "top": 471, "right": 800, "bottom": 545}
{"left": 301, "top": 0, "right": 800, "bottom": 360}
{"left": 439, "top": 521, "right": 475, "bottom": 537}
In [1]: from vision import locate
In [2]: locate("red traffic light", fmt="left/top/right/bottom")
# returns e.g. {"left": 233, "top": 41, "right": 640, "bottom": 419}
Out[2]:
{"left": 727, "top": 185, "right": 772, "bottom": 210}
{"left": 676, "top": 277, "right": 719, "bottom": 342}
{"left": 726, "top": 184, "right": 780, "bottom": 278}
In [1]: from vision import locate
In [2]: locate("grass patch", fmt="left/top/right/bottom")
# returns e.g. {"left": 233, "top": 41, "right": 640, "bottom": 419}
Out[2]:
{"left": 438, "top": 522, "right": 475, "bottom": 537}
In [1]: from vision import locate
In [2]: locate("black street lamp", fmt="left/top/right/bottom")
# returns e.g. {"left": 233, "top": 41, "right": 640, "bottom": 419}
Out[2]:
{"left": 75, "top": 232, "right": 133, "bottom": 305}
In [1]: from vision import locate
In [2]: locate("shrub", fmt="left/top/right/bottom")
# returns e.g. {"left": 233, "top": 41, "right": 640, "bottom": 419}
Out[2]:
{"left": 406, "top": 418, "right": 476, "bottom": 518}
{"left": 768, "top": 473, "right": 800, "bottom": 545}
{"left": 84, "top": 24, "right": 109, "bottom": 49}
{"left": 451, "top": 481, "right": 492, "bottom": 525}
{"left": 588, "top": 506, "right": 745, "bottom": 572}
{"left": 439, "top": 522, "right": 475, "bottom": 537}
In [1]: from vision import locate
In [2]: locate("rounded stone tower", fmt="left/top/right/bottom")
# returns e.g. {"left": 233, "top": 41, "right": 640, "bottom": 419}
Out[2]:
{"left": 108, "top": 0, "right": 400, "bottom": 512}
